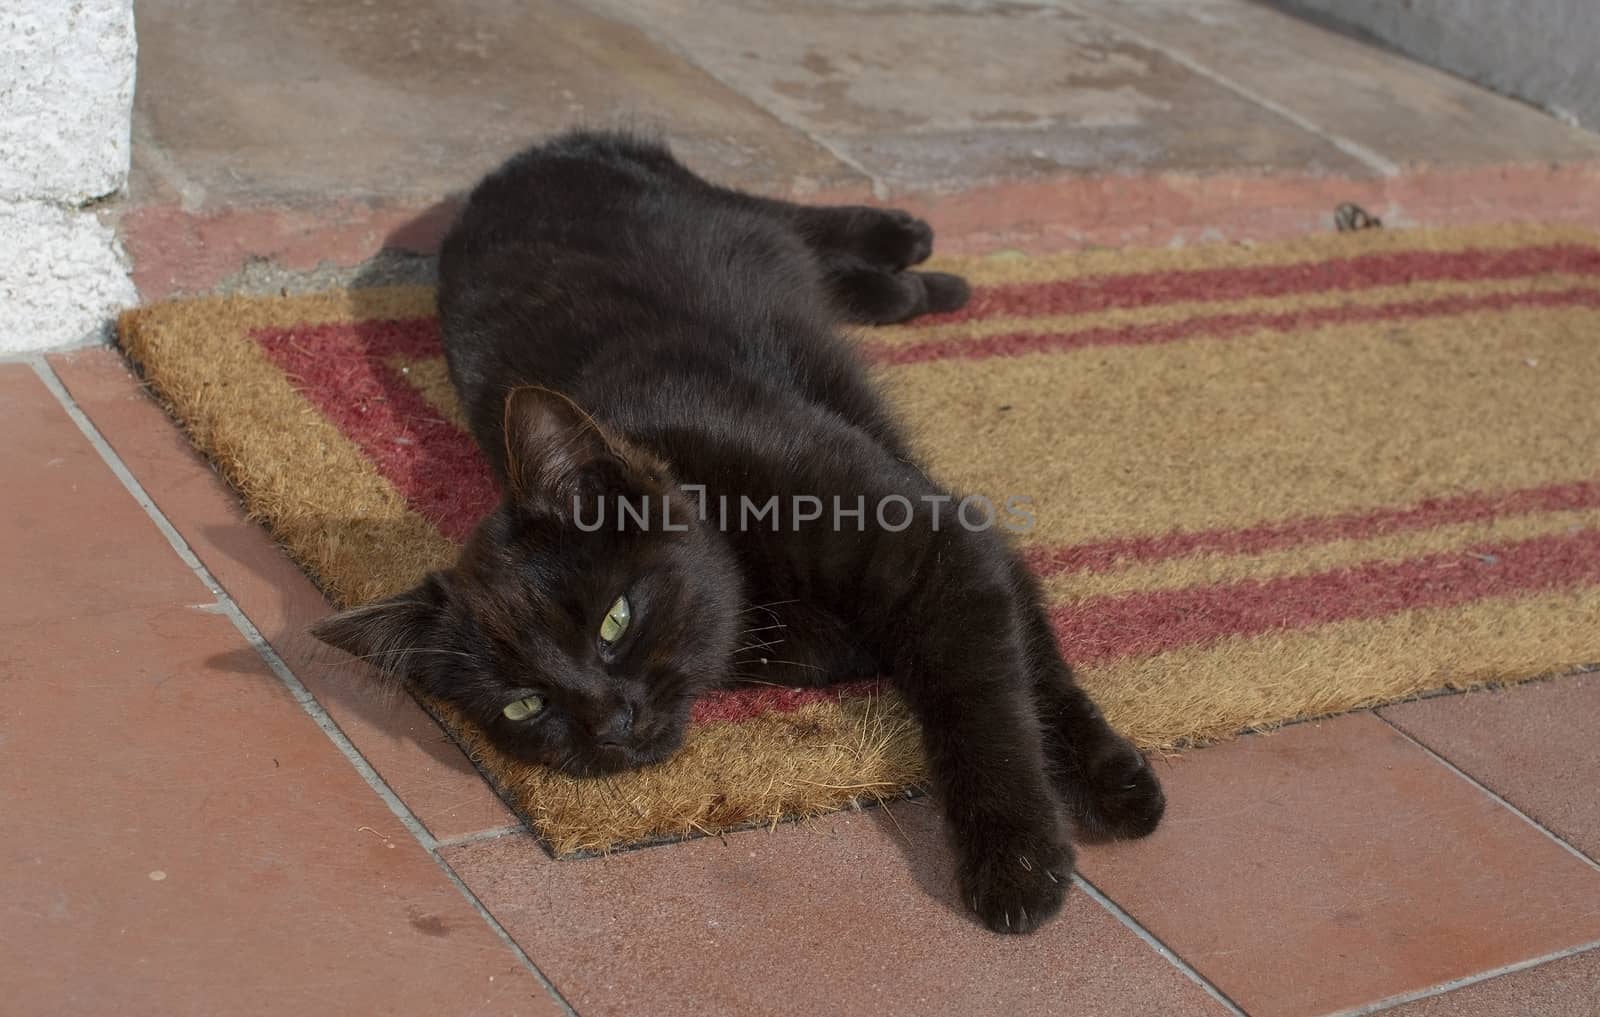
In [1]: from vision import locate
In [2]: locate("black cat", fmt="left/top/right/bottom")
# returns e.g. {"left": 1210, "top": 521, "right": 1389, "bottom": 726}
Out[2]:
{"left": 312, "top": 130, "right": 1165, "bottom": 933}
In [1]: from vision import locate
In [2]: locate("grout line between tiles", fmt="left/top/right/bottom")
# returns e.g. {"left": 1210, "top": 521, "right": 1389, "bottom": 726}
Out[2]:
{"left": 437, "top": 824, "right": 531, "bottom": 851}
{"left": 1058, "top": 2, "right": 1402, "bottom": 178}
{"left": 1378, "top": 713, "right": 1600, "bottom": 874}
{"left": 1329, "top": 937, "right": 1600, "bottom": 1016}
{"left": 1073, "top": 875, "right": 1249, "bottom": 1016}
{"left": 30, "top": 356, "right": 580, "bottom": 1017}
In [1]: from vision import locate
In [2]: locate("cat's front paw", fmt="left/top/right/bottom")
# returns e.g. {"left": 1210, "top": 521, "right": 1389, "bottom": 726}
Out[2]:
{"left": 1071, "top": 740, "right": 1167, "bottom": 842}
{"left": 959, "top": 828, "right": 1074, "bottom": 935}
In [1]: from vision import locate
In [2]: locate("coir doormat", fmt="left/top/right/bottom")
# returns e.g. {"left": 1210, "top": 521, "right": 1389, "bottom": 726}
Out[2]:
{"left": 118, "top": 225, "right": 1600, "bottom": 854}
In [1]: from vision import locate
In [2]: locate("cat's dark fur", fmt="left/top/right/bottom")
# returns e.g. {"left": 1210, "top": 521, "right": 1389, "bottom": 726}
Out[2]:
{"left": 312, "top": 130, "right": 1165, "bottom": 934}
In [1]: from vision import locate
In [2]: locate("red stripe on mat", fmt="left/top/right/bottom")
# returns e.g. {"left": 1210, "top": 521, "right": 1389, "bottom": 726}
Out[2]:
{"left": 1051, "top": 527, "right": 1600, "bottom": 665}
{"left": 253, "top": 319, "right": 498, "bottom": 542}
{"left": 927, "top": 243, "right": 1600, "bottom": 324}
{"left": 1027, "top": 479, "right": 1600, "bottom": 576}
{"left": 871, "top": 285, "right": 1600, "bottom": 366}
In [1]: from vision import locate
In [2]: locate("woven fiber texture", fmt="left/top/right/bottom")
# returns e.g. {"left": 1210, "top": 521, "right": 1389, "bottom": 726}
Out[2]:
{"left": 119, "top": 225, "right": 1600, "bottom": 853}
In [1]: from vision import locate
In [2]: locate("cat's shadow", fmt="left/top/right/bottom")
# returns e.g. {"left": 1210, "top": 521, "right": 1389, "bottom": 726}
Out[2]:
{"left": 198, "top": 514, "right": 478, "bottom": 776}
{"left": 858, "top": 797, "right": 973, "bottom": 923}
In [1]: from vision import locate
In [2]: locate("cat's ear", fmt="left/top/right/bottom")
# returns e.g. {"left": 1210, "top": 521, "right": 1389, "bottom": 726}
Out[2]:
{"left": 502, "top": 386, "right": 662, "bottom": 511}
{"left": 308, "top": 572, "right": 451, "bottom": 682}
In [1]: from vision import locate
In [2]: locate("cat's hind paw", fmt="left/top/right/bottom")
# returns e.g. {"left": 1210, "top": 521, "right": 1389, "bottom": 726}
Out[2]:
{"left": 861, "top": 209, "right": 934, "bottom": 271}
{"left": 918, "top": 271, "right": 971, "bottom": 314}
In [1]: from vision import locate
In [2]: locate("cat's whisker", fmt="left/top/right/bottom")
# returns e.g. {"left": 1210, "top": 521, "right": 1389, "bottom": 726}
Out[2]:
{"left": 339, "top": 647, "right": 477, "bottom": 664}
{"left": 739, "top": 599, "right": 800, "bottom": 615}
{"left": 738, "top": 607, "right": 782, "bottom": 628}
{"left": 737, "top": 637, "right": 785, "bottom": 654}
{"left": 737, "top": 600, "right": 799, "bottom": 626}
{"left": 735, "top": 657, "right": 827, "bottom": 673}
{"left": 737, "top": 623, "right": 789, "bottom": 635}
{"left": 550, "top": 751, "right": 579, "bottom": 778}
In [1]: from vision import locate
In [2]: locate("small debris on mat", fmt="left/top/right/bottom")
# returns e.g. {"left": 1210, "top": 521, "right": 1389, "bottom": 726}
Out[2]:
{"left": 1334, "top": 202, "right": 1383, "bottom": 232}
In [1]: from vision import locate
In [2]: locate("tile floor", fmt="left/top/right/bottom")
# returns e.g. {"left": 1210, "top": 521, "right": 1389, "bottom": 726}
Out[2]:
{"left": 6, "top": 1, "right": 1600, "bottom": 1014}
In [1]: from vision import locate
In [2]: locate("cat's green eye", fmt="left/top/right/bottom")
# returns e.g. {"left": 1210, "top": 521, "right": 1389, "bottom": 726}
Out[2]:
{"left": 501, "top": 694, "right": 545, "bottom": 722}
{"left": 599, "top": 594, "right": 631, "bottom": 644}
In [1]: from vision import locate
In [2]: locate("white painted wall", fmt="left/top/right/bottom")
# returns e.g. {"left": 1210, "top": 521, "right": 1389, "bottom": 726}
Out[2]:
{"left": 1, "top": 0, "right": 138, "bottom": 353}
{"left": 1273, "top": 0, "right": 1600, "bottom": 130}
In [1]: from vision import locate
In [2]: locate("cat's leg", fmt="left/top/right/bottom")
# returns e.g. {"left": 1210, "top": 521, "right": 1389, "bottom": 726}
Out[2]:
{"left": 1034, "top": 656, "right": 1167, "bottom": 842}
{"left": 788, "top": 205, "right": 970, "bottom": 324}
{"left": 823, "top": 255, "right": 972, "bottom": 325}
{"left": 862, "top": 525, "right": 1072, "bottom": 932}
{"left": 641, "top": 136, "right": 948, "bottom": 293}
{"left": 900, "top": 555, "right": 1073, "bottom": 930}
{"left": 708, "top": 193, "right": 970, "bottom": 324}
{"left": 702, "top": 189, "right": 934, "bottom": 273}
{"left": 751, "top": 425, "right": 1074, "bottom": 932}
{"left": 792, "top": 204, "right": 937, "bottom": 273}
{"left": 1010, "top": 564, "right": 1166, "bottom": 841}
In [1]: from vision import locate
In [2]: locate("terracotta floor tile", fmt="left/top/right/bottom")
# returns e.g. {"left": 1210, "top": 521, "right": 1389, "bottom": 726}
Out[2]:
{"left": 602, "top": 0, "right": 1368, "bottom": 189}
{"left": 1, "top": 604, "right": 560, "bottom": 1017}
{"left": 444, "top": 803, "right": 1227, "bottom": 1017}
{"left": 1384, "top": 945, "right": 1600, "bottom": 1016}
{"left": 1379, "top": 675, "right": 1600, "bottom": 863}
{"left": 48, "top": 349, "right": 517, "bottom": 843}
{"left": 1075, "top": 713, "right": 1600, "bottom": 1017}
{"left": 0, "top": 365, "right": 206, "bottom": 625}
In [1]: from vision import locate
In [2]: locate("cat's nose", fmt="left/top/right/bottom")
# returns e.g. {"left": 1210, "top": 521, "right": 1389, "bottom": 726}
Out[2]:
{"left": 592, "top": 702, "right": 635, "bottom": 746}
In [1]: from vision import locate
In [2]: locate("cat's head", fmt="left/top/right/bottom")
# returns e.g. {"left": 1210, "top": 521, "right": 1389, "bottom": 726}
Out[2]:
{"left": 310, "top": 387, "right": 741, "bottom": 776}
